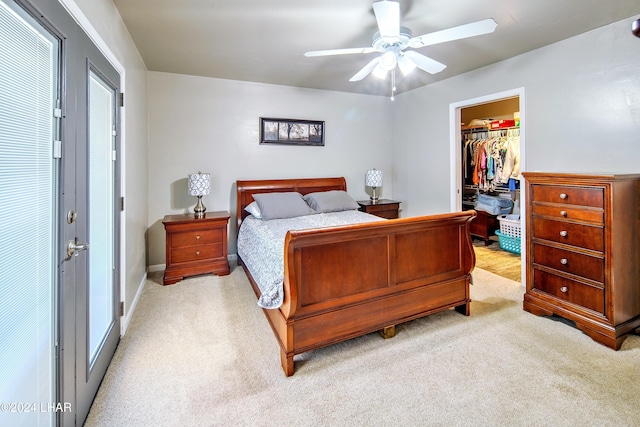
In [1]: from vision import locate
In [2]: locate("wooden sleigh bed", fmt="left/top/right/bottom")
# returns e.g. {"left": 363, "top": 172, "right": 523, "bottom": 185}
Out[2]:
{"left": 236, "top": 177, "right": 476, "bottom": 376}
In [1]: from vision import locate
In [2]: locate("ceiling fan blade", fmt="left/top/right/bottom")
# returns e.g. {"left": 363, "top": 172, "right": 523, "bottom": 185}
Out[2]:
{"left": 304, "top": 47, "right": 377, "bottom": 57}
{"left": 403, "top": 50, "right": 446, "bottom": 74}
{"left": 409, "top": 18, "right": 497, "bottom": 48}
{"left": 349, "top": 56, "right": 382, "bottom": 82}
{"left": 373, "top": 0, "right": 400, "bottom": 38}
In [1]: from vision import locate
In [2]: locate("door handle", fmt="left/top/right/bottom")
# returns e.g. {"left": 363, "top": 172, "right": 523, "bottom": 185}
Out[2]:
{"left": 67, "top": 239, "right": 89, "bottom": 258}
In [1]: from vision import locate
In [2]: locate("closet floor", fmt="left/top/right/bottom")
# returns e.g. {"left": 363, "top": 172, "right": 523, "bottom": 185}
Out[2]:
{"left": 472, "top": 237, "right": 522, "bottom": 282}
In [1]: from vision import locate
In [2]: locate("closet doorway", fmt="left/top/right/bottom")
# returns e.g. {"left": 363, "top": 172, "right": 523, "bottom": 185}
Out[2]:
{"left": 449, "top": 88, "right": 526, "bottom": 282}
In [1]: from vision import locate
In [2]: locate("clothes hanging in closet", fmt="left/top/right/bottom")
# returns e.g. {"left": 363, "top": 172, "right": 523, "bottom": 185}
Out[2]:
{"left": 462, "top": 128, "right": 520, "bottom": 192}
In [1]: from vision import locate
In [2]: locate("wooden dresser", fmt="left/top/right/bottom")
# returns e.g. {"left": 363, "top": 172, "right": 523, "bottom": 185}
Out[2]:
{"left": 523, "top": 172, "right": 640, "bottom": 349}
{"left": 162, "top": 211, "right": 230, "bottom": 285}
{"left": 357, "top": 199, "right": 400, "bottom": 219}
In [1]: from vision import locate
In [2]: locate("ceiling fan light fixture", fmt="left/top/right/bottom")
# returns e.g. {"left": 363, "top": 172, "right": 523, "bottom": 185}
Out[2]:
{"left": 398, "top": 54, "right": 416, "bottom": 76}
{"left": 372, "top": 63, "right": 388, "bottom": 79}
{"left": 304, "top": 1, "right": 498, "bottom": 93}
{"left": 379, "top": 50, "right": 397, "bottom": 71}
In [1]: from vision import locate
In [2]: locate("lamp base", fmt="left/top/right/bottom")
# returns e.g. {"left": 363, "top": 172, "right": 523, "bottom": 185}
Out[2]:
{"left": 193, "top": 196, "right": 206, "bottom": 218}
{"left": 370, "top": 187, "right": 379, "bottom": 204}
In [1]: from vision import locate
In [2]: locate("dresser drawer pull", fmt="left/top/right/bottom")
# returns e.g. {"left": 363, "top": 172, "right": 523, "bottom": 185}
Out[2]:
{"left": 559, "top": 230, "right": 568, "bottom": 237}
{"left": 196, "top": 251, "right": 201, "bottom": 256}
{"left": 560, "top": 258, "right": 568, "bottom": 265}
{"left": 559, "top": 193, "right": 567, "bottom": 200}
{"left": 560, "top": 210, "right": 567, "bottom": 217}
{"left": 196, "top": 235, "right": 201, "bottom": 240}
{"left": 560, "top": 286, "right": 568, "bottom": 293}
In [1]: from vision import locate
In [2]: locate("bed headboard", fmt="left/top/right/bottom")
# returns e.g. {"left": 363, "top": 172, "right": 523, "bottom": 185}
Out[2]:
{"left": 236, "top": 177, "right": 347, "bottom": 232}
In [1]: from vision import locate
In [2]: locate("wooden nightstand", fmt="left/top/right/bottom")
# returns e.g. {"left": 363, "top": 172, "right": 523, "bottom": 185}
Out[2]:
{"left": 467, "top": 209, "right": 498, "bottom": 246}
{"left": 357, "top": 199, "right": 400, "bottom": 219}
{"left": 162, "top": 211, "right": 230, "bottom": 285}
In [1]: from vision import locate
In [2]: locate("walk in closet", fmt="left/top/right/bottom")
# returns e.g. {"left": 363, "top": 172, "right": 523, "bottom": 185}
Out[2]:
{"left": 460, "top": 97, "right": 522, "bottom": 280}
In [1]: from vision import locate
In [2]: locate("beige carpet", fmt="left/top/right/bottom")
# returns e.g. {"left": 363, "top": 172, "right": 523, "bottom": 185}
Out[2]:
{"left": 85, "top": 266, "right": 640, "bottom": 426}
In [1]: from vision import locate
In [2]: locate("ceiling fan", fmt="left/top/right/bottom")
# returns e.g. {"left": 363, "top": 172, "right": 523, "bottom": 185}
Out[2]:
{"left": 304, "top": 0, "right": 497, "bottom": 98}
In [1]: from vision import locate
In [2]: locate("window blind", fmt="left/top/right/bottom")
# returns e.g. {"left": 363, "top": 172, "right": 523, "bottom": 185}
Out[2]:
{"left": 0, "top": 1, "right": 57, "bottom": 425}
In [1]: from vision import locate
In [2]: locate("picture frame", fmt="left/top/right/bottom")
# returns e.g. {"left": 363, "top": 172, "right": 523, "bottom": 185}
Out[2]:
{"left": 260, "top": 117, "right": 324, "bottom": 146}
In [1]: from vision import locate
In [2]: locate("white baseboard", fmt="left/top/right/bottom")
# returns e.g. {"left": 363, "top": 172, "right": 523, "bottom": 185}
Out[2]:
{"left": 121, "top": 272, "right": 146, "bottom": 336}
{"left": 228, "top": 254, "right": 238, "bottom": 265}
{"left": 147, "top": 263, "right": 166, "bottom": 273}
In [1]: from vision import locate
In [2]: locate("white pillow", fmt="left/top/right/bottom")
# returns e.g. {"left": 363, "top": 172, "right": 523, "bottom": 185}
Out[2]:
{"left": 252, "top": 192, "right": 316, "bottom": 220}
{"left": 244, "top": 201, "right": 262, "bottom": 219}
{"left": 303, "top": 190, "right": 360, "bottom": 213}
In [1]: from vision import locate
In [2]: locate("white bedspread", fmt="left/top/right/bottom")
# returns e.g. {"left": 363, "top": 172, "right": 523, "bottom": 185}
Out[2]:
{"left": 237, "top": 210, "right": 384, "bottom": 309}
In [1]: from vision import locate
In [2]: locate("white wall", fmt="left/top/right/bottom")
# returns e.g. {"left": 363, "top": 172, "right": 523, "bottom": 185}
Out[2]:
{"left": 147, "top": 15, "right": 640, "bottom": 266}
{"left": 70, "top": 0, "right": 149, "bottom": 321}
{"left": 393, "top": 15, "right": 640, "bottom": 217}
{"left": 147, "top": 72, "right": 392, "bottom": 266}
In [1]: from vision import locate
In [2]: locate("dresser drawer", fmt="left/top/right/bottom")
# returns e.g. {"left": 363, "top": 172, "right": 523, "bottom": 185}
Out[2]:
{"left": 532, "top": 243, "right": 604, "bottom": 283}
{"left": 531, "top": 203, "right": 603, "bottom": 223}
{"left": 531, "top": 185, "right": 604, "bottom": 208}
{"left": 532, "top": 218, "right": 604, "bottom": 252}
{"left": 533, "top": 268, "right": 604, "bottom": 314}
{"left": 172, "top": 229, "right": 222, "bottom": 248}
{"left": 171, "top": 243, "right": 223, "bottom": 264}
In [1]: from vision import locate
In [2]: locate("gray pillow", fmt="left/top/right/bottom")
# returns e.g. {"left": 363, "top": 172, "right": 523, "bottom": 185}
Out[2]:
{"left": 252, "top": 192, "right": 315, "bottom": 220}
{"left": 303, "top": 190, "right": 360, "bottom": 213}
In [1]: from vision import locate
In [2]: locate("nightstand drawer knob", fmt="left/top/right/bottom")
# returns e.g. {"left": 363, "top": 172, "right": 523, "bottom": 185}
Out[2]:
{"left": 196, "top": 251, "right": 200, "bottom": 256}
{"left": 559, "top": 230, "right": 568, "bottom": 237}
{"left": 560, "top": 258, "right": 568, "bottom": 265}
{"left": 559, "top": 193, "right": 567, "bottom": 199}
{"left": 560, "top": 210, "right": 567, "bottom": 217}
{"left": 560, "top": 286, "right": 568, "bottom": 293}
{"left": 196, "top": 235, "right": 201, "bottom": 240}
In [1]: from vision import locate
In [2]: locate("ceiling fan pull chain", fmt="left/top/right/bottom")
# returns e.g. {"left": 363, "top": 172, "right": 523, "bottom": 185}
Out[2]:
{"left": 391, "top": 69, "right": 396, "bottom": 101}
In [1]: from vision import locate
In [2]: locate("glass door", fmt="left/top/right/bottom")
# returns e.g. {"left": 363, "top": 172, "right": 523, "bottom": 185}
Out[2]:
{"left": 66, "top": 39, "right": 121, "bottom": 427}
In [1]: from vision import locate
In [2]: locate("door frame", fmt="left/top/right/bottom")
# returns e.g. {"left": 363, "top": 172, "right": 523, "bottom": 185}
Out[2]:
{"left": 449, "top": 87, "right": 527, "bottom": 282}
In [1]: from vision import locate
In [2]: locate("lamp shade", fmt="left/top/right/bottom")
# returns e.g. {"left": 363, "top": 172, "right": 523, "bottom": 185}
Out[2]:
{"left": 188, "top": 172, "right": 211, "bottom": 196}
{"left": 365, "top": 169, "right": 383, "bottom": 187}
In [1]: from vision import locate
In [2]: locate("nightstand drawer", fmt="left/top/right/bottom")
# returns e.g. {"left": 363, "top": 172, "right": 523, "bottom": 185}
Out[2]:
{"left": 531, "top": 203, "right": 603, "bottom": 223}
{"left": 531, "top": 185, "right": 603, "bottom": 208}
{"left": 357, "top": 199, "right": 400, "bottom": 219}
{"left": 172, "top": 229, "right": 222, "bottom": 248}
{"left": 532, "top": 218, "right": 603, "bottom": 252}
{"left": 533, "top": 268, "right": 604, "bottom": 314}
{"left": 532, "top": 243, "right": 604, "bottom": 283}
{"left": 171, "top": 243, "right": 223, "bottom": 264}
{"left": 366, "top": 207, "right": 399, "bottom": 219}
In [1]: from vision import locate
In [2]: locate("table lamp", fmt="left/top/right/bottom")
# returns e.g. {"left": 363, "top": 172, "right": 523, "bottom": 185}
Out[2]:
{"left": 365, "top": 169, "right": 383, "bottom": 203}
{"left": 188, "top": 172, "right": 211, "bottom": 218}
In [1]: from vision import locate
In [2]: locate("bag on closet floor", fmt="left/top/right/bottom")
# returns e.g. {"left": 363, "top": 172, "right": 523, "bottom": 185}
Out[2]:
{"left": 474, "top": 194, "right": 513, "bottom": 215}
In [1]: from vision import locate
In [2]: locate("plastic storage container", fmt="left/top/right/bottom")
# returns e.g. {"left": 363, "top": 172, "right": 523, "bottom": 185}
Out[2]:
{"left": 495, "top": 214, "right": 521, "bottom": 254}
{"left": 498, "top": 214, "right": 521, "bottom": 237}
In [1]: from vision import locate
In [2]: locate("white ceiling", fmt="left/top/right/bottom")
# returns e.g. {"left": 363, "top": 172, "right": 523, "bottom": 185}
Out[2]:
{"left": 112, "top": 0, "right": 640, "bottom": 96}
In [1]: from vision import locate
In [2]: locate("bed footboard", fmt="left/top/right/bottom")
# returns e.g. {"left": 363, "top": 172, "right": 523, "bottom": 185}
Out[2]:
{"left": 272, "top": 211, "right": 476, "bottom": 375}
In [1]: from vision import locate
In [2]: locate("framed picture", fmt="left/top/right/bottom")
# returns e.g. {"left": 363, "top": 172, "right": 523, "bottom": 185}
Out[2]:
{"left": 260, "top": 117, "right": 324, "bottom": 146}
